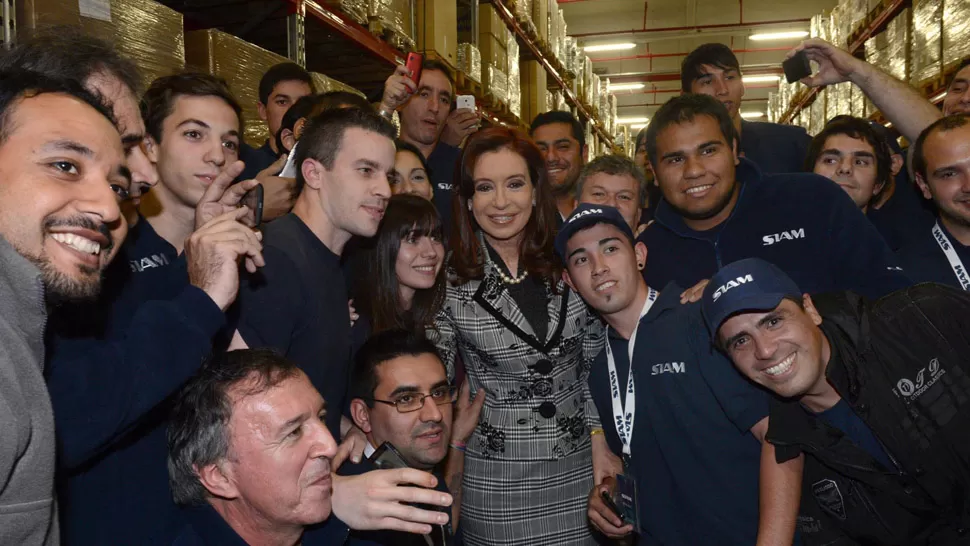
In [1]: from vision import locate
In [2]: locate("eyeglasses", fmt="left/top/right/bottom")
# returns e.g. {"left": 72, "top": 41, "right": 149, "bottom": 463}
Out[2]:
{"left": 368, "top": 385, "right": 458, "bottom": 414}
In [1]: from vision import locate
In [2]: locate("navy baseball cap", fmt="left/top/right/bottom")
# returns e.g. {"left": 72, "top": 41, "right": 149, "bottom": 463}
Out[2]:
{"left": 701, "top": 258, "right": 803, "bottom": 341}
{"left": 555, "top": 204, "right": 635, "bottom": 259}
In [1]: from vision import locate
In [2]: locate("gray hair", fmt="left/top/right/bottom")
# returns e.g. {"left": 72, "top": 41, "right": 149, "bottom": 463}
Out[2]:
{"left": 575, "top": 154, "right": 648, "bottom": 206}
{"left": 167, "top": 349, "right": 301, "bottom": 505}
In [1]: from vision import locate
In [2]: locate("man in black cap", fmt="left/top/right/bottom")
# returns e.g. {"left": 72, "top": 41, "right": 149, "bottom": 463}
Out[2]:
{"left": 703, "top": 258, "right": 970, "bottom": 545}
{"left": 557, "top": 205, "right": 802, "bottom": 545}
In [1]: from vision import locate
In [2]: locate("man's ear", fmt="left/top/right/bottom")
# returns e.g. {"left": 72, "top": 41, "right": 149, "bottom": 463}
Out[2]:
{"left": 802, "top": 294, "right": 823, "bottom": 326}
{"left": 281, "top": 129, "right": 296, "bottom": 153}
{"left": 914, "top": 172, "right": 934, "bottom": 201}
{"left": 301, "top": 158, "right": 325, "bottom": 191}
{"left": 143, "top": 136, "right": 159, "bottom": 163}
{"left": 634, "top": 241, "right": 648, "bottom": 271}
{"left": 349, "top": 398, "right": 373, "bottom": 434}
{"left": 890, "top": 153, "right": 904, "bottom": 177}
{"left": 257, "top": 102, "right": 268, "bottom": 123}
{"left": 562, "top": 269, "right": 576, "bottom": 293}
{"left": 732, "top": 137, "right": 740, "bottom": 165}
{"left": 196, "top": 461, "right": 239, "bottom": 500}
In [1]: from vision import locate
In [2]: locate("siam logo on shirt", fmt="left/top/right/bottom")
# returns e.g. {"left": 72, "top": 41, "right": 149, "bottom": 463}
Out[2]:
{"left": 437, "top": 182, "right": 453, "bottom": 191}
{"left": 129, "top": 253, "right": 171, "bottom": 273}
{"left": 893, "top": 358, "right": 946, "bottom": 400}
{"left": 762, "top": 228, "right": 806, "bottom": 246}
{"left": 651, "top": 362, "right": 686, "bottom": 375}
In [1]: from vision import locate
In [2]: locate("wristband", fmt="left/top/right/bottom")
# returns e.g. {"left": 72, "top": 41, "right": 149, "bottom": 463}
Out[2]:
{"left": 590, "top": 428, "right": 605, "bottom": 437}
{"left": 449, "top": 441, "right": 467, "bottom": 452}
{"left": 378, "top": 104, "right": 394, "bottom": 120}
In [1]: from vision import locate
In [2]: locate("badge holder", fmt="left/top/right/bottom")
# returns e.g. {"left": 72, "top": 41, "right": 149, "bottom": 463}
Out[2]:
{"left": 614, "top": 459, "right": 641, "bottom": 533}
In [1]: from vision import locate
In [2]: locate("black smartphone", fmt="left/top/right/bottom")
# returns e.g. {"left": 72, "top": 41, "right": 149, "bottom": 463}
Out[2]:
{"left": 601, "top": 490, "right": 623, "bottom": 518}
{"left": 370, "top": 441, "right": 409, "bottom": 470}
{"left": 783, "top": 50, "right": 812, "bottom": 84}
{"left": 241, "top": 183, "right": 263, "bottom": 227}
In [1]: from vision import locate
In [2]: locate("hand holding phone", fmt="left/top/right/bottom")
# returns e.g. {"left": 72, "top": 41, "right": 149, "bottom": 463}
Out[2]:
{"left": 456, "top": 95, "right": 476, "bottom": 112}
{"left": 370, "top": 442, "right": 410, "bottom": 470}
{"left": 406, "top": 52, "right": 424, "bottom": 86}
{"left": 240, "top": 183, "right": 264, "bottom": 227}
{"left": 783, "top": 50, "right": 812, "bottom": 84}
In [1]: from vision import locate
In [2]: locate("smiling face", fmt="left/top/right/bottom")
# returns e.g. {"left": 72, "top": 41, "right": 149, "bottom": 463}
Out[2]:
{"left": 220, "top": 372, "right": 338, "bottom": 528}
{"left": 916, "top": 123, "right": 970, "bottom": 230}
{"left": 718, "top": 297, "right": 829, "bottom": 402}
{"left": 395, "top": 227, "right": 444, "bottom": 307}
{"left": 563, "top": 222, "right": 647, "bottom": 317}
{"left": 152, "top": 95, "right": 241, "bottom": 210}
{"left": 0, "top": 92, "right": 128, "bottom": 301}
{"left": 578, "top": 172, "right": 641, "bottom": 230}
{"left": 944, "top": 65, "right": 970, "bottom": 116}
{"left": 813, "top": 134, "right": 884, "bottom": 211}
{"left": 690, "top": 64, "right": 744, "bottom": 120}
{"left": 391, "top": 149, "right": 433, "bottom": 200}
{"left": 533, "top": 122, "right": 585, "bottom": 196}
{"left": 652, "top": 114, "right": 740, "bottom": 231}
{"left": 358, "top": 353, "right": 453, "bottom": 469}
{"left": 470, "top": 147, "right": 535, "bottom": 244}
{"left": 399, "top": 69, "right": 452, "bottom": 147}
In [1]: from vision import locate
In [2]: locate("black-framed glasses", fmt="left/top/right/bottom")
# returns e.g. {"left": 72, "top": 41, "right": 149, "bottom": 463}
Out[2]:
{"left": 368, "top": 385, "right": 458, "bottom": 414}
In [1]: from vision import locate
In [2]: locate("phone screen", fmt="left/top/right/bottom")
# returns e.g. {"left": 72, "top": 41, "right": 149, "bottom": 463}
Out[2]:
{"left": 370, "top": 442, "right": 409, "bottom": 470}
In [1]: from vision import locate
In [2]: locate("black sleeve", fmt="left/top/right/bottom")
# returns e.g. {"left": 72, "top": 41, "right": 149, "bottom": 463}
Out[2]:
{"left": 232, "top": 245, "right": 305, "bottom": 350}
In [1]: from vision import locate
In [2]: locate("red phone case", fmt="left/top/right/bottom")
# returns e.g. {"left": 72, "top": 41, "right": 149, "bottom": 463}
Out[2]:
{"left": 405, "top": 53, "right": 423, "bottom": 85}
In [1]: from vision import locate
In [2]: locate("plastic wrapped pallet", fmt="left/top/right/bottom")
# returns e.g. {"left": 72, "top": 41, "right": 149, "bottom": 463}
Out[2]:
{"left": 484, "top": 64, "right": 509, "bottom": 105}
{"left": 910, "top": 0, "right": 943, "bottom": 85}
{"left": 583, "top": 56, "right": 593, "bottom": 106}
{"left": 185, "top": 29, "right": 289, "bottom": 146}
{"left": 458, "top": 43, "right": 482, "bottom": 83}
{"left": 509, "top": 75, "right": 522, "bottom": 118}
{"left": 532, "top": 0, "right": 548, "bottom": 40}
{"left": 591, "top": 74, "right": 601, "bottom": 116}
{"left": 325, "top": 0, "right": 369, "bottom": 25}
{"left": 864, "top": 9, "right": 910, "bottom": 83}
{"left": 845, "top": 0, "right": 869, "bottom": 31}
{"left": 557, "top": 9, "right": 568, "bottom": 64}
{"left": 369, "top": 0, "right": 415, "bottom": 51}
{"left": 547, "top": 0, "right": 560, "bottom": 61}
{"left": 827, "top": 5, "right": 846, "bottom": 48}
{"left": 513, "top": 0, "right": 535, "bottom": 35}
{"left": 310, "top": 73, "right": 366, "bottom": 98}
{"left": 480, "top": 35, "right": 508, "bottom": 72}
{"left": 944, "top": 0, "right": 970, "bottom": 69}
{"left": 850, "top": 83, "right": 867, "bottom": 117}
{"left": 811, "top": 13, "right": 831, "bottom": 41}
{"left": 809, "top": 94, "right": 826, "bottom": 136}
{"left": 508, "top": 36, "right": 520, "bottom": 84}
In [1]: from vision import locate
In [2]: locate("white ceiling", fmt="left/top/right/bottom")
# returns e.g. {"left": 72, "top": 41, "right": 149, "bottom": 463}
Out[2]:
{"left": 560, "top": 0, "right": 839, "bottom": 123}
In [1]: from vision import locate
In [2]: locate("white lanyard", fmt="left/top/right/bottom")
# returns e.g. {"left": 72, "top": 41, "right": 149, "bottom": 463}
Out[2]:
{"left": 605, "top": 287, "right": 658, "bottom": 458}
{"left": 932, "top": 221, "right": 970, "bottom": 291}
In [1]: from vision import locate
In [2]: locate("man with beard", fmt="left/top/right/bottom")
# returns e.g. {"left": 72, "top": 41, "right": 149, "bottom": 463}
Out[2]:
{"left": 681, "top": 43, "right": 811, "bottom": 174}
{"left": 0, "top": 70, "right": 128, "bottom": 546}
{"left": 377, "top": 60, "right": 478, "bottom": 233}
{"left": 638, "top": 93, "right": 909, "bottom": 299}
{"left": 943, "top": 59, "right": 970, "bottom": 116}
{"left": 899, "top": 114, "right": 970, "bottom": 289}
{"left": 530, "top": 111, "right": 587, "bottom": 220}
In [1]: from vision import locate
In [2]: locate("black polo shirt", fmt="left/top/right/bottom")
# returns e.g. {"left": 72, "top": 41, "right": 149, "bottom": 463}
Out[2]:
{"left": 896, "top": 218, "right": 970, "bottom": 290}
{"left": 237, "top": 141, "right": 278, "bottom": 182}
{"left": 428, "top": 142, "right": 461, "bottom": 236}
{"left": 231, "top": 213, "right": 351, "bottom": 436}
{"left": 739, "top": 119, "right": 811, "bottom": 175}
{"left": 587, "top": 283, "right": 768, "bottom": 545}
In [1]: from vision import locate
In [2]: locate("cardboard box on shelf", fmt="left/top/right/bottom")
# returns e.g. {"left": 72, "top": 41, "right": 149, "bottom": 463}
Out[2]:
{"left": 943, "top": 0, "right": 970, "bottom": 69}
{"left": 458, "top": 43, "right": 482, "bottom": 83}
{"left": 310, "top": 73, "right": 365, "bottom": 97}
{"left": 369, "top": 0, "right": 415, "bottom": 50}
{"left": 479, "top": 34, "right": 508, "bottom": 73}
{"left": 483, "top": 64, "right": 509, "bottom": 105}
{"left": 416, "top": 0, "right": 457, "bottom": 68}
{"left": 521, "top": 60, "right": 547, "bottom": 122}
{"left": 532, "top": 0, "right": 548, "bottom": 40}
{"left": 479, "top": 4, "right": 507, "bottom": 45}
{"left": 910, "top": 0, "right": 943, "bottom": 85}
{"left": 185, "top": 29, "right": 288, "bottom": 146}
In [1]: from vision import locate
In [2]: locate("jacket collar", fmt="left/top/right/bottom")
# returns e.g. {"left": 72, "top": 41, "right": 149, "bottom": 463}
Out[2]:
{"left": 652, "top": 157, "right": 763, "bottom": 238}
{"left": 183, "top": 504, "right": 253, "bottom": 546}
{"left": 817, "top": 291, "right": 870, "bottom": 405}
{"left": 0, "top": 235, "right": 47, "bottom": 362}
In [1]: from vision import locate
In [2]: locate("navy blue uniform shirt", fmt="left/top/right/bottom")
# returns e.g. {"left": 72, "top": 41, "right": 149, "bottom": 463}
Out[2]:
{"left": 428, "top": 142, "right": 461, "bottom": 236}
{"left": 587, "top": 283, "right": 768, "bottom": 546}
{"left": 739, "top": 120, "right": 811, "bottom": 175}
{"left": 866, "top": 176, "right": 935, "bottom": 251}
{"left": 638, "top": 158, "right": 910, "bottom": 300}
{"left": 172, "top": 504, "right": 349, "bottom": 545}
{"left": 896, "top": 218, "right": 970, "bottom": 290}
{"left": 231, "top": 213, "right": 352, "bottom": 437}
{"left": 237, "top": 140, "right": 278, "bottom": 182}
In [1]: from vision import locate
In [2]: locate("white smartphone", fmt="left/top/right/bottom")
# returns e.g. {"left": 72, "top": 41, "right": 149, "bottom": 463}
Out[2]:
{"left": 456, "top": 94, "right": 476, "bottom": 111}
{"left": 279, "top": 144, "right": 299, "bottom": 178}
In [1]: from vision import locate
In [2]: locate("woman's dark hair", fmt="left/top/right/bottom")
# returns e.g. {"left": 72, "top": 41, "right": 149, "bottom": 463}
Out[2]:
{"left": 450, "top": 127, "right": 561, "bottom": 284}
{"left": 356, "top": 194, "right": 446, "bottom": 333}
{"left": 395, "top": 139, "right": 431, "bottom": 173}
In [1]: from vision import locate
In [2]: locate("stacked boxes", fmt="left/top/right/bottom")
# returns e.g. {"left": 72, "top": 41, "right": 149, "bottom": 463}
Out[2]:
{"left": 864, "top": 8, "right": 910, "bottom": 84}
{"left": 369, "top": 0, "right": 415, "bottom": 50}
{"left": 513, "top": 0, "right": 536, "bottom": 36}
{"left": 310, "top": 73, "right": 365, "bottom": 97}
{"left": 943, "top": 0, "right": 970, "bottom": 69}
{"left": 458, "top": 43, "right": 482, "bottom": 83}
{"left": 809, "top": 94, "right": 826, "bottom": 136}
{"left": 508, "top": 37, "right": 521, "bottom": 117}
{"left": 532, "top": 0, "right": 548, "bottom": 41}
{"left": 416, "top": 0, "right": 457, "bottom": 68}
{"left": 479, "top": 4, "right": 508, "bottom": 72}
{"left": 521, "top": 61, "right": 547, "bottom": 122}
{"left": 910, "top": 0, "right": 943, "bottom": 85}
{"left": 185, "top": 29, "right": 288, "bottom": 146}
{"left": 484, "top": 65, "right": 509, "bottom": 105}
{"left": 327, "top": 0, "right": 369, "bottom": 25}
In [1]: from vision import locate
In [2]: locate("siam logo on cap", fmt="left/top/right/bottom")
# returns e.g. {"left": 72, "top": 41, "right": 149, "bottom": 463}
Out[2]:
{"left": 554, "top": 204, "right": 635, "bottom": 259}
{"left": 701, "top": 258, "right": 802, "bottom": 340}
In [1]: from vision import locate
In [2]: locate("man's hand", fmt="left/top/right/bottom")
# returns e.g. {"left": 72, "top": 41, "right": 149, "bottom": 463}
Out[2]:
{"left": 452, "top": 380, "right": 485, "bottom": 444}
{"left": 680, "top": 278, "right": 710, "bottom": 304}
{"left": 439, "top": 109, "right": 480, "bottom": 147}
{"left": 787, "top": 39, "right": 865, "bottom": 87}
{"left": 194, "top": 160, "right": 252, "bottom": 229}
{"left": 591, "top": 432, "right": 623, "bottom": 485}
{"left": 380, "top": 64, "right": 417, "bottom": 114}
{"left": 332, "top": 468, "right": 453, "bottom": 534}
{"left": 256, "top": 155, "right": 297, "bottom": 222}
{"left": 588, "top": 477, "right": 634, "bottom": 539}
{"left": 334, "top": 424, "right": 369, "bottom": 468}
{"left": 185, "top": 208, "right": 265, "bottom": 311}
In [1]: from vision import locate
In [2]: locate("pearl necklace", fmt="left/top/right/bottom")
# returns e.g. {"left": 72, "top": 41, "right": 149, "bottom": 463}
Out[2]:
{"left": 494, "top": 263, "right": 529, "bottom": 284}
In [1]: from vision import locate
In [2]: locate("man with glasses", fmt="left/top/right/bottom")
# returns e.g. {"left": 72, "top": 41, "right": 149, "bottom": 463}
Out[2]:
{"left": 345, "top": 329, "right": 484, "bottom": 545}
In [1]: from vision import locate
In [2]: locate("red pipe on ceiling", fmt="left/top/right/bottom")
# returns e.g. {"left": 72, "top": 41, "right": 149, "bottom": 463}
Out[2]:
{"left": 592, "top": 46, "right": 791, "bottom": 63}
{"left": 571, "top": 17, "right": 810, "bottom": 38}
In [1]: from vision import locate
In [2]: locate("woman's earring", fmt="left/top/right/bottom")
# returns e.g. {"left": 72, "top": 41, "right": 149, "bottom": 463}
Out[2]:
{"left": 467, "top": 200, "right": 473, "bottom": 211}
{"left": 532, "top": 197, "right": 537, "bottom": 207}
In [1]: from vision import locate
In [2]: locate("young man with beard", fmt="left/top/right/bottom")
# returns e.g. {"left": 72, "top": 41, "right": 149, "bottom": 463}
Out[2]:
{"left": 898, "top": 114, "right": 970, "bottom": 289}
{"left": 378, "top": 60, "right": 478, "bottom": 232}
{"left": 705, "top": 258, "right": 970, "bottom": 545}
{"left": 556, "top": 204, "right": 801, "bottom": 545}
{"left": 681, "top": 43, "right": 811, "bottom": 174}
{"left": 637, "top": 93, "right": 909, "bottom": 300}
{"left": 0, "top": 71, "right": 129, "bottom": 546}
{"left": 530, "top": 111, "right": 587, "bottom": 220}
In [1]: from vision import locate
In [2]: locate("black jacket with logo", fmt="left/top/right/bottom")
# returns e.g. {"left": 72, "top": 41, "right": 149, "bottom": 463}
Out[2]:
{"left": 767, "top": 284, "right": 970, "bottom": 545}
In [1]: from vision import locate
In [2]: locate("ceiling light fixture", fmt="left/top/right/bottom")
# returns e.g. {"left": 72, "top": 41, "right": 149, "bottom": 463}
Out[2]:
{"left": 608, "top": 83, "right": 645, "bottom": 91}
{"left": 749, "top": 31, "right": 809, "bottom": 41}
{"left": 584, "top": 42, "right": 637, "bottom": 52}
{"left": 629, "top": 123, "right": 648, "bottom": 130}
{"left": 742, "top": 75, "right": 781, "bottom": 83}
{"left": 740, "top": 111, "right": 765, "bottom": 119}
{"left": 616, "top": 116, "right": 650, "bottom": 124}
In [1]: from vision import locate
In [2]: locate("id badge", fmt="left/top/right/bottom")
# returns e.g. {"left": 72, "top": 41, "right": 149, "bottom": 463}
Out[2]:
{"left": 614, "top": 472, "right": 641, "bottom": 533}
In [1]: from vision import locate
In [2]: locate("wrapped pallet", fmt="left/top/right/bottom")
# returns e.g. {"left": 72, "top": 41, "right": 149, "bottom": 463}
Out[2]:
{"left": 479, "top": 4, "right": 508, "bottom": 72}
{"left": 458, "top": 43, "right": 482, "bottom": 83}
{"left": 369, "top": 0, "right": 415, "bottom": 51}
{"left": 325, "top": 0, "right": 369, "bottom": 25}
{"left": 809, "top": 94, "right": 826, "bottom": 136}
{"left": 591, "top": 73, "right": 601, "bottom": 117}
{"left": 185, "top": 29, "right": 288, "bottom": 146}
{"left": 547, "top": 1, "right": 560, "bottom": 61}
{"left": 844, "top": 0, "right": 869, "bottom": 32}
{"left": 514, "top": 0, "right": 535, "bottom": 36}
{"left": 532, "top": 0, "right": 548, "bottom": 41}
{"left": 943, "top": 0, "right": 970, "bottom": 69}
{"left": 310, "top": 73, "right": 366, "bottom": 97}
{"left": 484, "top": 64, "right": 509, "bottom": 105}
{"left": 508, "top": 37, "right": 521, "bottom": 118}
{"left": 811, "top": 13, "right": 831, "bottom": 41}
{"left": 827, "top": 5, "right": 846, "bottom": 48}
{"left": 557, "top": 9, "right": 568, "bottom": 64}
{"left": 910, "top": 0, "right": 943, "bottom": 86}
{"left": 850, "top": 83, "right": 867, "bottom": 117}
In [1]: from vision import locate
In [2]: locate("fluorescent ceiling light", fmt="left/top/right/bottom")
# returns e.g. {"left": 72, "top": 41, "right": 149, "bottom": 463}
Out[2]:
{"left": 584, "top": 42, "right": 636, "bottom": 52}
{"left": 629, "top": 123, "right": 648, "bottom": 130}
{"left": 740, "top": 111, "right": 765, "bottom": 119}
{"left": 616, "top": 116, "right": 649, "bottom": 124}
{"left": 749, "top": 31, "right": 809, "bottom": 41}
{"left": 742, "top": 75, "right": 781, "bottom": 83}
{"left": 609, "top": 83, "right": 645, "bottom": 91}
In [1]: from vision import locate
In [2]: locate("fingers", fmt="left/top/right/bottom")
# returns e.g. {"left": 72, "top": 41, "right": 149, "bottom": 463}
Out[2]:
{"left": 370, "top": 503, "right": 449, "bottom": 533}
{"left": 471, "top": 386, "right": 486, "bottom": 411}
{"left": 332, "top": 440, "right": 353, "bottom": 471}
{"left": 387, "top": 467, "right": 441, "bottom": 491}
{"left": 223, "top": 179, "right": 259, "bottom": 209}
{"left": 458, "top": 379, "right": 471, "bottom": 406}
{"left": 258, "top": 154, "right": 289, "bottom": 179}
{"left": 198, "top": 160, "right": 245, "bottom": 206}
{"left": 378, "top": 481, "right": 452, "bottom": 508}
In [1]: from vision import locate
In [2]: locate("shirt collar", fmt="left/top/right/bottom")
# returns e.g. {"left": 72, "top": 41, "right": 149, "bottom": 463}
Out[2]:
{"left": 652, "top": 157, "right": 761, "bottom": 236}
{"left": 183, "top": 504, "right": 254, "bottom": 546}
